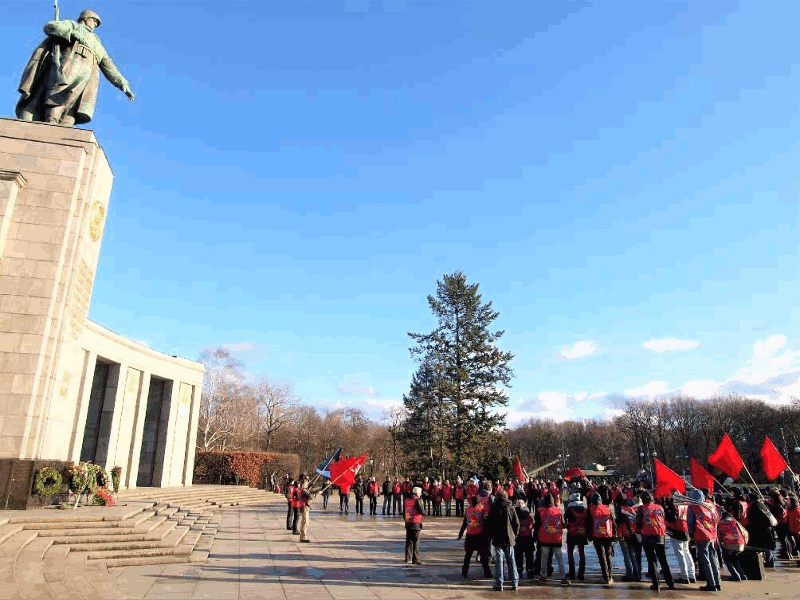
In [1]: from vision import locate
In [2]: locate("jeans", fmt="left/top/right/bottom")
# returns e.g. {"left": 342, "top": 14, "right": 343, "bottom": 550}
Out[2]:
{"left": 286, "top": 503, "right": 293, "bottom": 530}
{"left": 764, "top": 548, "right": 775, "bottom": 568}
{"left": 382, "top": 495, "right": 391, "bottom": 514}
{"left": 322, "top": 494, "right": 329, "bottom": 509}
{"left": 620, "top": 537, "right": 642, "bottom": 580}
{"left": 445, "top": 500, "right": 452, "bottom": 516}
{"left": 340, "top": 494, "right": 349, "bottom": 513}
{"left": 669, "top": 537, "right": 694, "bottom": 581}
{"left": 722, "top": 549, "right": 747, "bottom": 580}
{"left": 494, "top": 545, "right": 518, "bottom": 589}
{"left": 392, "top": 495, "right": 402, "bottom": 515}
{"left": 643, "top": 542, "right": 674, "bottom": 590}
{"left": 566, "top": 541, "right": 585, "bottom": 579}
{"left": 369, "top": 496, "right": 378, "bottom": 514}
{"left": 539, "top": 546, "right": 565, "bottom": 580}
{"left": 696, "top": 540, "right": 720, "bottom": 588}
{"left": 355, "top": 497, "right": 364, "bottom": 514}
{"left": 593, "top": 539, "right": 614, "bottom": 581}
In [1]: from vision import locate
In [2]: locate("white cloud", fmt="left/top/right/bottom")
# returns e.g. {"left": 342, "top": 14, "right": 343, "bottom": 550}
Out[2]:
{"left": 333, "top": 401, "right": 344, "bottom": 408}
{"left": 537, "top": 391, "right": 569, "bottom": 412}
{"left": 364, "top": 398, "right": 404, "bottom": 410}
{"left": 679, "top": 380, "right": 723, "bottom": 398}
{"left": 224, "top": 342, "right": 254, "bottom": 352}
{"left": 573, "top": 391, "right": 606, "bottom": 403}
{"left": 735, "top": 335, "right": 800, "bottom": 385}
{"left": 338, "top": 383, "right": 379, "bottom": 397}
{"left": 560, "top": 341, "right": 596, "bottom": 359}
{"left": 624, "top": 381, "right": 671, "bottom": 398}
{"left": 643, "top": 338, "right": 700, "bottom": 353}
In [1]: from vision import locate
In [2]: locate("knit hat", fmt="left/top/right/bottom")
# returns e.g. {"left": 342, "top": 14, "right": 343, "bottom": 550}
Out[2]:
{"left": 687, "top": 488, "right": 705, "bottom": 502}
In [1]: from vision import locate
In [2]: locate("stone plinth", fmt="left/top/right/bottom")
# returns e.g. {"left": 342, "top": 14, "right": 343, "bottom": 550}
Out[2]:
{"left": 0, "top": 118, "right": 112, "bottom": 461}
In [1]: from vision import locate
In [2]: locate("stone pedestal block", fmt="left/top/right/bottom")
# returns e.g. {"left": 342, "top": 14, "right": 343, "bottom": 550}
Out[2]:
{"left": 0, "top": 118, "right": 112, "bottom": 461}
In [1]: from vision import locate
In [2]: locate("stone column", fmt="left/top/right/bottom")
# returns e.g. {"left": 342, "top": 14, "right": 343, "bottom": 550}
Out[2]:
{"left": 125, "top": 371, "right": 151, "bottom": 490}
{"left": 183, "top": 384, "right": 200, "bottom": 486}
{"left": 67, "top": 349, "right": 96, "bottom": 463}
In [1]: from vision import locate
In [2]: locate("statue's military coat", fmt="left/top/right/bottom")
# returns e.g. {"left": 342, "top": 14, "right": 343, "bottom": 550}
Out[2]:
{"left": 16, "top": 19, "right": 129, "bottom": 126}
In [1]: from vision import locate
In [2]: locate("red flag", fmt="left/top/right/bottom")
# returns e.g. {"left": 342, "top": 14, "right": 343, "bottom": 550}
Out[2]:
{"left": 512, "top": 458, "right": 526, "bottom": 482}
{"left": 329, "top": 455, "right": 368, "bottom": 487}
{"left": 761, "top": 436, "right": 788, "bottom": 482}
{"left": 563, "top": 467, "right": 585, "bottom": 479}
{"left": 707, "top": 433, "right": 743, "bottom": 479}
{"left": 690, "top": 458, "right": 715, "bottom": 493}
{"left": 654, "top": 459, "right": 686, "bottom": 497}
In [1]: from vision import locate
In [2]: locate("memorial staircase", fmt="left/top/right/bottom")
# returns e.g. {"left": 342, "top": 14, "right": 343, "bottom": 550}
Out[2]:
{"left": 0, "top": 485, "right": 277, "bottom": 598}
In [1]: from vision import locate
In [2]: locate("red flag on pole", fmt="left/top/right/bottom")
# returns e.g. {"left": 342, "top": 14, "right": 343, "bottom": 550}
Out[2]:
{"left": 761, "top": 436, "right": 788, "bottom": 482}
{"left": 329, "top": 455, "right": 368, "bottom": 487}
{"left": 690, "top": 458, "right": 715, "bottom": 493}
{"left": 707, "top": 433, "right": 744, "bottom": 479}
{"left": 512, "top": 457, "right": 526, "bottom": 482}
{"left": 654, "top": 459, "right": 686, "bottom": 497}
{"left": 563, "top": 467, "right": 585, "bottom": 479}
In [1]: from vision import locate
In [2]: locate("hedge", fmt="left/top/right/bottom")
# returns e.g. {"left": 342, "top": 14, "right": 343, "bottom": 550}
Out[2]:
{"left": 193, "top": 451, "right": 300, "bottom": 488}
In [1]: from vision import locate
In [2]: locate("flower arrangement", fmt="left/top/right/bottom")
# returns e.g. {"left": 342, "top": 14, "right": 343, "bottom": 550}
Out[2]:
{"left": 111, "top": 466, "right": 122, "bottom": 493}
{"left": 92, "top": 488, "right": 115, "bottom": 506}
{"left": 67, "top": 462, "right": 89, "bottom": 495}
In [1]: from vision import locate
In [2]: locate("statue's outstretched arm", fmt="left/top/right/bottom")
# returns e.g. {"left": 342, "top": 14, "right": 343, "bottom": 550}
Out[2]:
{"left": 43, "top": 20, "right": 77, "bottom": 42}
{"left": 99, "top": 57, "right": 135, "bottom": 101}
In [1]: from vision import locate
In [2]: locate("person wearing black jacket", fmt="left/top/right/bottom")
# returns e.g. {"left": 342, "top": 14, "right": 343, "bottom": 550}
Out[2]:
{"left": 486, "top": 489, "right": 520, "bottom": 591}
{"left": 354, "top": 476, "right": 366, "bottom": 515}
{"left": 382, "top": 477, "right": 392, "bottom": 515}
{"left": 746, "top": 493, "right": 777, "bottom": 567}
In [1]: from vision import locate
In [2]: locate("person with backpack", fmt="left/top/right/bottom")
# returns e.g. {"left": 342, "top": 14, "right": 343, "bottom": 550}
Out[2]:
{"left": 458, "top": 495, "right": 493, "bottom": 580}
{"left": 718, "top": 507, "right": 749, "bottom": 581}
{"left": 615, "top": 495, "right": 642, "bottom": 582}
{"left": 486, "top": 489, "right": 520, "bottom": 591}
{"left": 664, "top": 497, "right": 695, "bottom": 584}
{"left": 534, "top": 493, "right": 569, "bottom": 586}
{"left": 404, "top": 487, "right": 425, "bottom": 564}
{"left": 587, "top": 492, "right": 616, "bottom": 585}
{"left": 636, "top": 491, "right": 675, "bottom": 592}
{"left": 565, "top": 493, "right": 588, "bottom": 582}
{"left": 688, "top": 488, "right": 721, "bottom": 592}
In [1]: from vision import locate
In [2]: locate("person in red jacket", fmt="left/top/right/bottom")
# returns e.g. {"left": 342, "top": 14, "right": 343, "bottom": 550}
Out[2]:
{"left": 458, "top": 495, "right": 492, "bottom": 579}
{"left": 565, "top": 493, "right": 589, "bottom": 581}
{"left": 285, "top": 479, "right": 296, "bottom": 531}
{"left": 392, "top": 478, "right": 403, "bottom": 516}
{"left": 534, "top": 493, "right": 569, "bottom": 586}
{"left": 339, "top": 481, "right": 351, "bottom": 515}
{"left": 367, "top": 477, "right": 380, "bottom": 516}
{"left": 587, "top": 493, "right": 616, "bottom": 585}
{"left": 636, "top": 492, "right": 675, "bottom": 592}
{"left": 432, "top": 480, "right": 444, "bottom": 516}
{"left": 443, "top": 479, "right": 454, "bottom": 517}
{"left": 404, "top": 487, "right": 424, "bottom": 564}
{"left": 454, "top": 477, "right": 466, "bottom": 517}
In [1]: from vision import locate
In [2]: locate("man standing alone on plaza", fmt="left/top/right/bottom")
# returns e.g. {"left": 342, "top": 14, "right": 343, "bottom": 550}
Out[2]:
{"left": 404, "top": 487, "right": 425, "bottom": 564}
{"left": 486, "top": 489, "right": 520, "bottom": 591}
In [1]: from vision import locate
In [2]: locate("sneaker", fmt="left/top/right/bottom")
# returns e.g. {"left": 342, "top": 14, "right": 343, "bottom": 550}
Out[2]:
{"left": 560, "top": 579, "right": 570, "bottom": 586}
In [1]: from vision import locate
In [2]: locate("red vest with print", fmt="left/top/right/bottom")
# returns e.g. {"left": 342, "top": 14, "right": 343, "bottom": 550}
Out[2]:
{"left": 566, "top": 507, "right": 588, "bottom": 537}
{"left": 518, "top": 512, "right": 534, "bottom": 538}
{"left": 443, "top": 484, "right": 453, "bottom": 501}
{"left": 479, "top": 494, "right": 491, "bottom": 516}
{"left": 339, "top": 483, "right": 351, "bottom": 495}
{"left": 788, "top": 507, "right": 800, "bottom": 534}
{"left": 466, "top": 483, "right": 478, "bottom": 498}
{"left": 433, "top": 485, "right": 443, "bottom": 501}
{"left": 618, "top": 505, "right": 636, "bottom": 538}
{"left": 465, "top": 505, "right": 485, "bottom": 535}
{"left": 454, "top": 484, "right": 464, "bottom": 499}
{"left": 402, "top": 481, "right": 413, "bottom": 493}
{"left": 368, "top": 481, "right": 379, "bottom": 496}
{"left": 404, "top": 497, "right": 423, "bottom": 524}
{"left": 639, "top": 503, "right": 667, "bottom": 536}
{"left": 537, "top": 506, "right": 563, "bottom": 544}
{"left": 667, "top": 504, "right": 689, "bottom": 533}
{"left": 292, "top": 487, "right": 303, "bottom": 508}
{"left": 690, "top": 503, "right": 717, "bottom": 542}
{"left": 392, "top": 482, "right": 401, "bottom": 495}
{"left": 718, "top": 519, "right": 745, "bottom": 547}
{"left": 506, "top": 483, "right": 515, "bottom": 498}
{"left": 590, "top": 504, "right": 613, "bottom": 538}
{"left": 286, "top": 484, "right": 295, "bottom": 503}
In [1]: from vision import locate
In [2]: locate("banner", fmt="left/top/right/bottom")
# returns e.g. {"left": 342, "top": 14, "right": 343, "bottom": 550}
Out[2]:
{"left": 329, "top": 454, "right": 368, "bottom": 487}
{"left": 761, "top": 436, "right": 788, "bottom": 482}
{"left": 707, "top": 433, "right": 743, "bottom": 479}
{"left": 315, "top": 446, "right": 342, "bottom": 479}
{"left": 654, "top": 458, "right": 686, "bottom": 497}
{"left": 690, "top": 458, "right": 715, "bottom": 492}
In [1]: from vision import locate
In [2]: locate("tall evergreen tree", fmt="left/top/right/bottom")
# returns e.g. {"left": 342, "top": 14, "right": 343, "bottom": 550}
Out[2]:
{"left": 402, "top": 360, "right": 452, "bottom": 477}
{"left": 407, "top": 271, "right": 514, "bottom": 475}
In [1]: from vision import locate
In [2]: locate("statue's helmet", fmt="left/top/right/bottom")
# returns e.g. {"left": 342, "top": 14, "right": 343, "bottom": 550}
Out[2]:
{"left": 77, "top": 9, "right": 101, "bottom": 27}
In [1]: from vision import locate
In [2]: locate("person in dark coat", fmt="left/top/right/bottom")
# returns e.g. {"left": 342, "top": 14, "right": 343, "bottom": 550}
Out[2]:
{"left": 353, "top": 476, "right": 366, "bottom": 514}
{"left": 486, "top": 489, "right": 520, "bottom": 591}
{"left": 746, "top": 493, "right": 777, "bottom": 567}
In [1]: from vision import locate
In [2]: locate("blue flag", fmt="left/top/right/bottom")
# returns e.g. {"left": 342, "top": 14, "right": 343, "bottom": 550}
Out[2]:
{"left": 315, "top": 446, "right": 342, "bottom": 479}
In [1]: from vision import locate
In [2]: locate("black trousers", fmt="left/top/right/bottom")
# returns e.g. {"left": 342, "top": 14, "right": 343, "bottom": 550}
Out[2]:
{"left": 455, "top": 499, "right": 464, "bottom": 517}
{"left": 286, "top": 503, "right": 293, "bottom": 530}
{"left": 405, "top": 527, "right": 421, "bottom": 563}
{"left": 464, "top": 548, "right": 492, "bottom": 577}
{"left": 369, "top": 496, "right": 378, "bottom": 514}
{"left": 393, "top": 495, "right": 402, "bottom": 515}
{"left": 643, "top": 542, "right": 674, "bottom": 590}
{"left": 567, "top": 541, "right": 586, "bottom": 579}
{"left": 291, "top": 507, "right": 299, "bottom": 533}
{"left": 593, "top": 539, "right": 614, "bottom": 581}
{"left": 514, "top": 538, "right": 535, "bottom": 577}
{"left": 355, "top": 497, "right": 364, "bottom": 513}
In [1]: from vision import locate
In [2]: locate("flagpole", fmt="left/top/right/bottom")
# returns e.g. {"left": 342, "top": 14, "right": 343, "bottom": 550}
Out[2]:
{"left": 741, "top": 463, "right": 764, "bottom": 499}
{"left": 309, "top": 448, "right": 340, "bottom": 488}
{"left": 711, "top": 476, "right": 731, "bottom": 495}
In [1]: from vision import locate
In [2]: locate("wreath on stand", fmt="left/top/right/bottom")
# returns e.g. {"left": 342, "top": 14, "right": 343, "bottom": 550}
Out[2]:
{"left": 34, "top": 466, "right": 63, "bottom": 505}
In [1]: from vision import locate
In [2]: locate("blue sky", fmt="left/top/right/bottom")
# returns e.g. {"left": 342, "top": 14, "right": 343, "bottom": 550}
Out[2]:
{"left": 4, "top": 0, "right": 799, "bottom": 424}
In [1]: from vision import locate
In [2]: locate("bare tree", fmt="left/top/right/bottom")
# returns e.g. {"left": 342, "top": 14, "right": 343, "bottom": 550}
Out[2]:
{"left": 197, "top": 347, "right": 248, "bottom": 451}
{"left": 250, "top": 380, "right": 299, "bottom": 452}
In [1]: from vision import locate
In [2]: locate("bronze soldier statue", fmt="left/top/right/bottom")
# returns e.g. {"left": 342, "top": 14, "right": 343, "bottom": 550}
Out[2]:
{"left": 16, "top": 9, "right": 135, "bottom": 127}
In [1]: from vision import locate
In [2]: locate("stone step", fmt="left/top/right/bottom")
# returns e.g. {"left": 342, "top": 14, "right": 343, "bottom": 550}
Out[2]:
{"left": 41, "top": 544, "right": 70, "bottom": 582}
{"left": 0, "top": 530, "right": 39, "bottom": 561}
{"left": 160, "top": 524, "right": 191, "bottom": 548}
{"left": 40, "top": 527, "right": 141, "bottom": 538}
{"left": 142, "top": 519, "right": 179, "bottom": 541}
{"left": 66, "top": 539, "right": 174, "bottom": 552}
{"left": 101, "top": 554, "right": 191, "bottom": 568}
{"left": 0, "top": 523, "right": 25, "bottom": 545}
{"left": 190, "top": 549, "right": 210, "bottom": 563}
{"left": 85, "top": 543, "right": 192, "bottom": 560}
{"left": 0, "top": 518, "right": 8, "bottom": 527}
{"left": 14, "top": 537, "right": 53, "bottom": 600}
{"left": 52, "top": 533, "right": 149, "bottom": 544}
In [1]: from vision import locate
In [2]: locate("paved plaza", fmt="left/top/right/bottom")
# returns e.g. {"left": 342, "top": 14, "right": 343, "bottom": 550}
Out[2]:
{"left": 84, "top": 495, "right": 799, "bottom": 600}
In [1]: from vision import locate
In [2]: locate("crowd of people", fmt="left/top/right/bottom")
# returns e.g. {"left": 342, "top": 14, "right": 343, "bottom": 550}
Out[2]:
{"left": 279, "top": 471, "right": 800, "bottom": 593}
